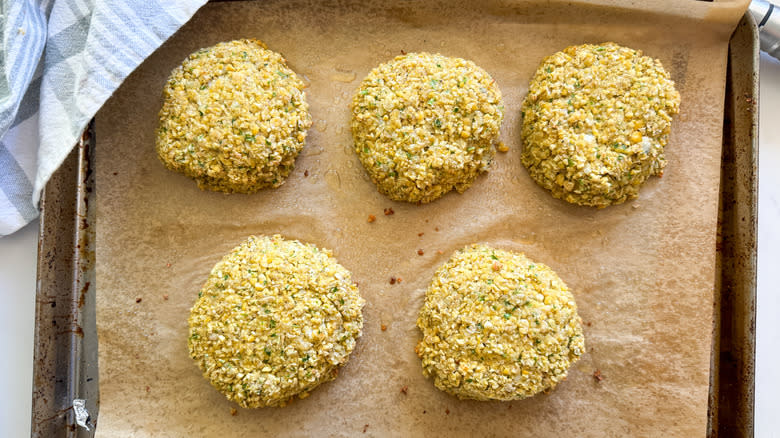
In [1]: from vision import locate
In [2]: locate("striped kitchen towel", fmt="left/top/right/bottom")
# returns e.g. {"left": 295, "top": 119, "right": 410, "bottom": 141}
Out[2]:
{"left": 0, "top": 0, "right": 207, "bottom": 236}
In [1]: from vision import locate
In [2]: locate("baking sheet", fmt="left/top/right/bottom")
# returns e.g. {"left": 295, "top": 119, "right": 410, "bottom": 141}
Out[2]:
{"left": 94, "top": 1, "right": 748, "bottom": 436}
{"left": 708, "top": 13, "right": 759, "bottom": 437}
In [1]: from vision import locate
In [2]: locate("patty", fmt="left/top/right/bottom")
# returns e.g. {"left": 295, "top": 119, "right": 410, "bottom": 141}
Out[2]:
{"left": 521, "top": 42, "right": 681, "bottom": 207}
{"left": 188, "top": 235, "right": 364, "bottom": 408}
{"left": 416, "top": 244, "right": 584, "bottom": 400}
{"left": 351, "top": 52, "right": 504, "bottom": 204}
{"left": 156, "top": 39, "right": 312, "bottom": 193}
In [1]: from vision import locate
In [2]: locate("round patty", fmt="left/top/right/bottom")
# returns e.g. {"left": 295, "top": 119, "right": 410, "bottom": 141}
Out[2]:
{"left": 351, "top": 52, "right": 504, "bottom": 203}
{"left": 156, "top": 39, "right": 312, "bottom": 193}
{"left": 188, "top": 235, "right": 364, "bottom": 408}
{"left": 416, "top": 244, "right": 584, "bottom": 400}
{"left": 521, "top": 42, "right": 680, "bottom": 207}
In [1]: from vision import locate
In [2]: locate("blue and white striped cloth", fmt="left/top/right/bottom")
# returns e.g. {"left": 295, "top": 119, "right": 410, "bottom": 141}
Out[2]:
{"left": 0, "top": 0, "right": 206, "bottom": 236}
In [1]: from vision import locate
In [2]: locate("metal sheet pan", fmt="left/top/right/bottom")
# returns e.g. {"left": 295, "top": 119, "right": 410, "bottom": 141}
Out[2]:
{"left": 30, "top": 12, "right": 759, "bottom": 438}
{"left": 707, "top": 13, "right": 759, "bottom": 438}
{"left": 32, "top": 123, "right": 97, "bottom": 438}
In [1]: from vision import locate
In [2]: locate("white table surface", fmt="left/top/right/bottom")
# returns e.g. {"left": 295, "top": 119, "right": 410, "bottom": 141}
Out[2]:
{"left": 1, "top": 55, "right": 779, "bottom": 438}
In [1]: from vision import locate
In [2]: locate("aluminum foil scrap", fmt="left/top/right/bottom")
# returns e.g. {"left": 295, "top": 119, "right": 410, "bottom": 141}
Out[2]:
{"left": 73, "top": 399, "right": 92, "bottom": 431}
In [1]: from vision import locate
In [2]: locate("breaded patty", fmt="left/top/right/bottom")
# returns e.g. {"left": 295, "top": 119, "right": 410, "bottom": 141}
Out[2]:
{"left": 521, "top": 42, "right": 680, "bottom": 207}
{"left": 416, "top": 244, "right": 584, "bottom": 400}
{"left": 157, "top": 39, "right": 312, "bottom": 193}
{"left": 188, "top": 235, "right": 364, "bottom": 408}
{"left": 351, "top": 52, "right": 504, "bottom": 203}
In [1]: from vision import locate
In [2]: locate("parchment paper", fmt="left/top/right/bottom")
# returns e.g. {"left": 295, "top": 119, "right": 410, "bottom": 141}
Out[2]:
{"left": 94, "top": 1, "right": 749, "bottom": 436}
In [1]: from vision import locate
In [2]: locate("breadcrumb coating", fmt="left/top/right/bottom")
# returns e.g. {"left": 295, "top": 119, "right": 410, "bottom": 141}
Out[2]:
{"left": 417, "top": 244, "right": 584, "bottom": 400}
{"left": 157, "top": 39, "right": 312, "bottom": 193}
{"left": 521, "top": 42, "right": 680, "bottom": 207}
{"left": 188, "top": 235, "right": 364, "bottom": 408}
{"left": 352, "top": 52, "right": 504, "bottom": 203}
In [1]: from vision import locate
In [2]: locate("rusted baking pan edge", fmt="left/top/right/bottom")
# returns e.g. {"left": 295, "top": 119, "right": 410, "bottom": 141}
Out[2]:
{"left": 30, "top": 12, "right": 759, "bottom": 438}
{"left": 707, "top": 12, "right": 759, "bottom": 438}
{"left": 31, "top": 120, "right": 97, "bottom": 438}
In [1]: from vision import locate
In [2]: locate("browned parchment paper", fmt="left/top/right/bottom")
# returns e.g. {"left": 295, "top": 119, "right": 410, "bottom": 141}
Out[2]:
{"left": 94, "top": 1, "right": 748, "bottom": 436}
